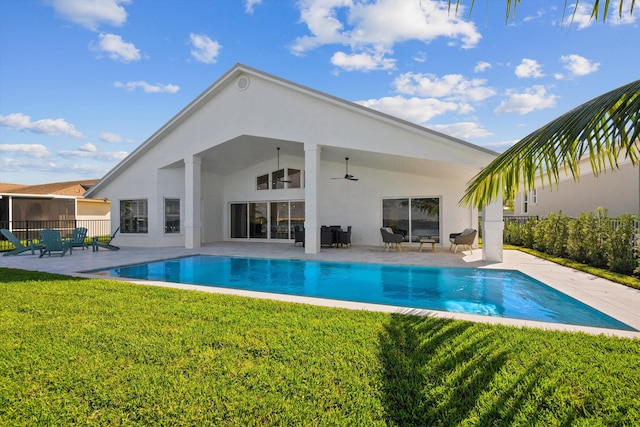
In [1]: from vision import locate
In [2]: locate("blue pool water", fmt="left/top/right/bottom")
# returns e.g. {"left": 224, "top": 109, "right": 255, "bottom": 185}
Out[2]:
{"left": 89, "top": 255, "right": 635, "bottom": 331}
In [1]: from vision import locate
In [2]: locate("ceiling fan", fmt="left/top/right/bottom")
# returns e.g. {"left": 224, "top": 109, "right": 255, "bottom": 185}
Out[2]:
{"left": 275, "top": 147, "right": 292, "bottom": 183}
{"left": 332, "top": 157, "right": 359, "bottom": 181}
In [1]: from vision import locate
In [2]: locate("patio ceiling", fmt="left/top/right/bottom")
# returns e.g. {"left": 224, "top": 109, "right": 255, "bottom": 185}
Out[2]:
{"left": 193, "top": 135, "right": 477, "bottom": 180}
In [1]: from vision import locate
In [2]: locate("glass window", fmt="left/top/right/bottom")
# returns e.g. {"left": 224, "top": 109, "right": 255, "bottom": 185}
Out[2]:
{"left": 270, "top": 202, "right": 290, "bottom": 240}
{"left": 383, "top": 198, "right": 409, "bottom": 239}
{"left": 120, "top": 199, "right": 148, "bottom": 234}
{"left": 257, "top": 174, "right": 269, "bottom": 190}
{"left": 164, "top": 199, "right": 180, "bottom": 233}
{"left": 523, "top": 193, "right": 529, "bottom": 214}
{"left": 272, "top": 169, "right": 285, "bottom": 189}
{"left": 230, "top": 203, "right": 248, "bottom": 238}
{"left": 410, "top": 198, "right": 440, "bottom": 242}
{"left": 383, "top": 197, "right": 440, "bottom": 243}
{"left": 290, "top": 201, "right": 305, "bottom": 237}
{"left": 230, "top": 201, "right": 304, "bottom": 240}
{"left": 249, "top": 203, "right": 267, "bottom": 239}
{"left": 287, "top": 168, "right": 301, "bottom": 189}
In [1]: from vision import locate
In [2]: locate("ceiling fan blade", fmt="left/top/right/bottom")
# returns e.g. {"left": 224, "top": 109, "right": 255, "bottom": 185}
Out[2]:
{"left": 331, "top": 157, "right": 359, "bottom": 181}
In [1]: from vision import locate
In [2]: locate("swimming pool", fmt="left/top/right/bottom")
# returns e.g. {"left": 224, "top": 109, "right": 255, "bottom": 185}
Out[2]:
{"left": 89, "top": 255, "right": 635, "bottom": 331}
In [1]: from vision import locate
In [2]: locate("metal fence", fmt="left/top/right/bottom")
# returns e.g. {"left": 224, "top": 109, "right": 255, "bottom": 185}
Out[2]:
{"left": 0, "top": 220, "right": 113, "bottom": 247}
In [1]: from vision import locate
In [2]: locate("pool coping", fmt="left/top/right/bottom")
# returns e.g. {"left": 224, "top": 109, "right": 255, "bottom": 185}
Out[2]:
{"left": 3, "top": 242, "right": 640, "bottom": 338}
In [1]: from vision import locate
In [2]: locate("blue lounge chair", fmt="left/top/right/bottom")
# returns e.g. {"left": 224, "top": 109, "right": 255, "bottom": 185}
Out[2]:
{"left": 68, "top": 227, "right": 88, "bottom": 250}
{"left": 39, "top": 229, "right": 72, "bottom": 258}
{"left": 92, "top": 227, "right": 120, "bottom": 251}
{"left": 1, "top": 229, "right": 40, "bottom": 256}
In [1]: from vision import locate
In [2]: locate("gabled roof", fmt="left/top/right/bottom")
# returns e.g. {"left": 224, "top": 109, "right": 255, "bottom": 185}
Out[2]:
{"left": 86, "top": 63, "right": 497, "bottom": 198}
{"left": 0, "top": 179, "right": 99, "bottom": 197}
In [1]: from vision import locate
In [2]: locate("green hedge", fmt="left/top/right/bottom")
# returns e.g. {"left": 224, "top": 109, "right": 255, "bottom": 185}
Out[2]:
{"left": 504, "top": 208, "right": 639, "bottom": 276}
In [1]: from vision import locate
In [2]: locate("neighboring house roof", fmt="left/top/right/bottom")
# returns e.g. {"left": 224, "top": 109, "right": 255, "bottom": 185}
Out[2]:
{"left": 86, "top": 63, "right": 497, "bottom": 198}
{"left": 0, "top": 179, "right": 100, "bottom": 197}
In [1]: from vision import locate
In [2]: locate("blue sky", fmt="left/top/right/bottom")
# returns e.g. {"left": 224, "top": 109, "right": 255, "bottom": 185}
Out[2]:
{"left": 1, "top": 0, "right": 638, "bottom": 185}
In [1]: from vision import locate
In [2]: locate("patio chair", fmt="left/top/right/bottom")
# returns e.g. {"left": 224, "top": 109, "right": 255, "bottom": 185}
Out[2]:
{"left": 449, "top": 228, "right": 477, "bottom": 254}
{"left": 1, "top": 229, "right": 40, "bottom": 256}
{"left": 92, "top": 227, "right": 120, "bottom": 251}
{"left": 39, "top": 229, "right": 72, "bottom": 258}
{"left": 380, "top": 227, "right": 403, "bottom": 252}
{"left": 320, "top": 226, "right": 335, "bottom": 247}
{"left": 337, "top": 226, "right": 352, "bottom": 247}
{"left": 68, "top": 227, "right": 89, "bottom": 250}
{"left": 294, "top": 226, "right": 305, "bottom": 247}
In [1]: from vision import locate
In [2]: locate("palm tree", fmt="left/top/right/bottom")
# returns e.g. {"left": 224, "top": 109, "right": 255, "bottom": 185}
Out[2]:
{"left": 461, "top": 80, "right": 640, "bottom": 208}
{"left": 444, "top": 0, "right": 639, "bottom": 208}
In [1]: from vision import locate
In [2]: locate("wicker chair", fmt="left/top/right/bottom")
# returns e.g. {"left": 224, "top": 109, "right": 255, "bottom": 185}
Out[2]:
{"left": 449, "top": 228, "right": 477, "bottom": 254}
{"left": 380, "top": 227, "right": 403, "bottom": 252}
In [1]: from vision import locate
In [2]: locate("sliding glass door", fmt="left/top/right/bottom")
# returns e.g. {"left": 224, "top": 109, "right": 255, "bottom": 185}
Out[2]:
{"left": 382, "top": 197, "right": 440, "bottom": 242}
{"left": 231, "top": 201, "right": 304, "bottom": 240}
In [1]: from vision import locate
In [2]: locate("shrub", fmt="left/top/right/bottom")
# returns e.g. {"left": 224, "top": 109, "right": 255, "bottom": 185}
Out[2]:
{"left": 607, "top": 213, "right": 639, "bottom": 275}
{"left": 503, "top": 221, "right": 523, "bottom": 246}
{"left": 521, "top": 218, "right": 537, "bottom": 248}
{"left": 567, "top": 212, "right": 591, "bottom": 264}
{"left": 584, "top": 208, "right": 611, "bottom": 269}
{"left": 533, "top": 212, "right": 569, "bottom": 257}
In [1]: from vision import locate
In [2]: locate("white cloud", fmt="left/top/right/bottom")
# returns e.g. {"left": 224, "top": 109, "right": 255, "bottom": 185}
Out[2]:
{"left": 79, "top": 142, "right": 98, "bottom": 152}
{"left": 480, "top": 139, "right": 520, "bottom": 152}
{"left": 0, "top": 157, "right": 58, "bottom": 173}
{"left": 291, "top": 0, "right": 481, "bottom": 71}
{"left": 58, "top": 143, "right": 128, "bottom": 161}
{"left": 244, "top": 0, "right": 263, "bottom": 14}
{"left": 189, "top": 33, "right": 222, "bottom": 64}
{"left": 114, "top": 81, "right": 180, "bottom": 93}
{"left": 393, "top": 72, "right": 496, "bottom": 102}
{"left": 494, "top": 85, "right": 558, "bottom": 115}
{"left": 0, "top": 144, "right": 52, "bottom": 158}
{"left": 100, "top": 131, "right": 124, "bottom": 143}
{"left": 356, "top": 96, "right": 461, "bottom": 124}
{"left": 429, "top": 122, "right": 493, "bottom": 139}
{"left": 560, "top": 54, "right": 600, "bottom": 76}
{"left": 564, "top": 1, "right": 637, "bottom": 29}
{"left": 49, "top": 0, "right": 130, "bottom": 31}
{"left": 608, "top": 3, "right": 638, "bottom": 25}
{"left": 92, "top": 33, "right": 141, "bottom": 62}
{"left": 474, "top": 61, "right": 491, "bottom": 73}
{"left": 330, "top": 51, "right": 395, "bottom": 71}
{"left": 523, "top": 9, "right": 546, "bottom": 23}
{"left": 0, "top": 113, "right": 83, "bottom": 137}
{"left": 515, "top": 58, "right": 544, "bottom": 78}
{"left": 564, "top": 2, "right": 595, "bottom": 29}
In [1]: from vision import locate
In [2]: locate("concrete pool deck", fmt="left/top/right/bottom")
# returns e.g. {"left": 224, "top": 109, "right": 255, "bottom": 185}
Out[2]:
{"left": 2, "top": 242, "right": 640, "bottom": 338}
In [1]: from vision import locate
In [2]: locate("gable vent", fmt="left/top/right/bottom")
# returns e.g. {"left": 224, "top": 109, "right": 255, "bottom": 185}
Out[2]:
{"left": 236, "top": 75, "right": 250, "bottom": 91}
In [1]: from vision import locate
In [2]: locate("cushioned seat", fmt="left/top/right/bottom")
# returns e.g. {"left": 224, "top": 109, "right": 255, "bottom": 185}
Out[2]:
{"left": 449, "top": 228, "right": 477, "bottom": 254}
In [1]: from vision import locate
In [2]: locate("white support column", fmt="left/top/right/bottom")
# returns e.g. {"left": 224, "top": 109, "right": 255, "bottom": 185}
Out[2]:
{"left": 482, "top": 193, "right": 504, "bottom": 262}
{"left": 304, "top": 143, "right": 321, "bottom": 254}
{"left": 185, "top": 155, "right": 202, "bottom": 249}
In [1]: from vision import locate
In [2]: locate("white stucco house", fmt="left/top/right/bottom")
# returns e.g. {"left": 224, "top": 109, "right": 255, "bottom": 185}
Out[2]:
{"left": 513, "top": 155, "right": 639, "bottom": 218}
{"left": 85, "top": 64, "right": 504, "bottom": 260}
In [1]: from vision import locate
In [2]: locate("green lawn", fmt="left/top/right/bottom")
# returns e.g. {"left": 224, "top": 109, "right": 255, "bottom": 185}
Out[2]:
{"left": 1, "top": 268, "right": 639, "bottom": 426}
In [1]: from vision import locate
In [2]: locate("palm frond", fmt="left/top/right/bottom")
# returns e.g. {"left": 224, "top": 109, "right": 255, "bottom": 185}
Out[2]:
{"left": 447, "top": 0, "right": 635, "bottom": 22}
{"left": 460, "top": 80, "right": 640, "bottom": 208}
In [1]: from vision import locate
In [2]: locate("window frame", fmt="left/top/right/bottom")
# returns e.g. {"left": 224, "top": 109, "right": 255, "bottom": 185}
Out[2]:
{"left": 382, "top": 196, "right": 441, "bottom": 243}
{"left": 164, "top": 198, "right": 181, "bottom": 234}
{"left": 120, "top": 199, "right": 148, "bottom": 234}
